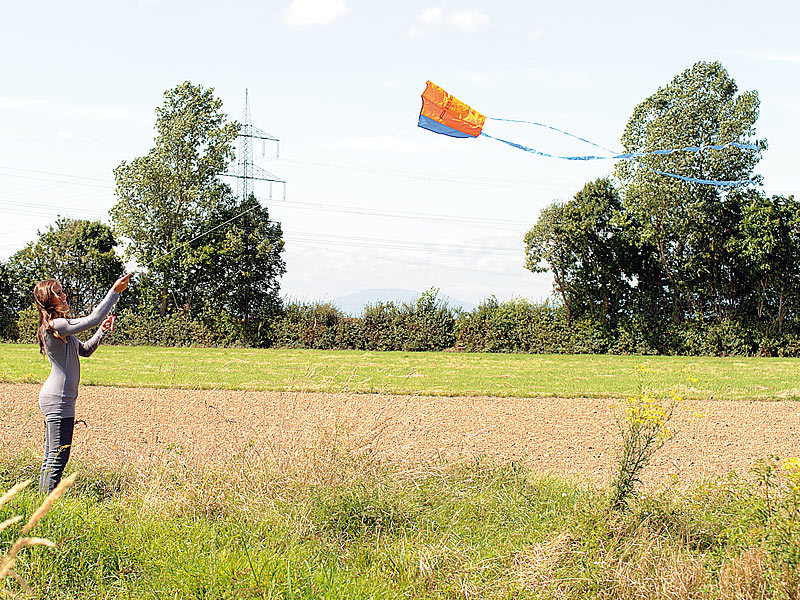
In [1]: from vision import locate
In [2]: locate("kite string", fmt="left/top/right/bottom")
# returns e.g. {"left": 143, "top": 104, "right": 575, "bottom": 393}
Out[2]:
{"left": 487, "top": 116, "right": 759, "bottom": 159}
{"left": 487, "top": 117, "right": 620, "bottom": 155}
{"left": 140, "top": 202, "right": 263, "bottom": 269}
{"left": 115, "top": 203, "right": 262, "bottom": 316}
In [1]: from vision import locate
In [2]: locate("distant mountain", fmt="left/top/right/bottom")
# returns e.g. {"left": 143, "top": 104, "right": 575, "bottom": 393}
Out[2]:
{"left": 331, "top": 289, "right": 477, "bottom": 316}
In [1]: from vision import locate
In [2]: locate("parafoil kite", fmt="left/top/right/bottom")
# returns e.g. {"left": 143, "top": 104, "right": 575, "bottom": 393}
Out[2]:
{"left": 417, "top": 81, "right": 759, "bottom": 187}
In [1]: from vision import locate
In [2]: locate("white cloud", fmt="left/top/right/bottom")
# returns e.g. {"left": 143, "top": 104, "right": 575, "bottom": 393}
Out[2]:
{"left": 449, "top": 10, "right": 490, "bottom": 33}
{"left": 419, "top": 7, "right": 444, "bottom": 25}
{"left": 76, "top": 107, "right": 132, "bottom": 120}
{"left": 409, "top": 6, "right": 491, "bottom": 36}
{"left": 459, "top": 70, "right": 489, "bottom": 85}
{"left": 754, "top": 52, "right": 800, "bottom": 64}
{"left": 730, "top": 50, "right": 800, "bottom": 64}
{"left": 527, "top": 27, "right": 543, "bottom": 39}
{"left": 0, "top": 96, "right": 131, "bottom": 121}
{"left": 0, "top": 97, "right": 46, "bottom": 110}
{"left": 285, "top": 0, "right": 348, "bottom": 27}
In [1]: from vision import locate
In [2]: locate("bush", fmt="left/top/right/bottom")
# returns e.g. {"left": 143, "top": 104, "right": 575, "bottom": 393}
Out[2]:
{"left": 360, "top": 289, "right": 455, "bottom": 352}
{"left": 14, "top": 305, "right": 38, "bottom": 344}
{"left": 671, "top": 319, "right": 757, "bottom": 356}
{"left": 455, "top": 298, "right": 612, "bottom": 354}
{"left": 273, "top": 301, "right": 346, "bottom": 349}
{"left": 106, "top": 309, "right": 211, "bottom": 347}
{"left": 7, "top": 287, "right": 800, "bottom": 356}
{"left": 0, "top": 305, "right": 16, "bottom": 342}
{"left": 361, "top": 302, "right": 402, "bottom": 350}
{"left": 274, "top": 289, "right": 457, "bottom": 352}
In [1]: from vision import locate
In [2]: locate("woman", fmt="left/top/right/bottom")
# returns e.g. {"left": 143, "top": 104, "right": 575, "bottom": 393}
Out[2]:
{"left": 34, "top": 273, "right": 131, "bottom": 493}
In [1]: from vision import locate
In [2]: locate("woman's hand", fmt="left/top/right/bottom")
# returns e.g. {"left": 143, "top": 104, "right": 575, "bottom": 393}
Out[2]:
{"left": 112, "top": 273, "right": 132, "bottom": 293}
{"left": 101, "top": 315, "right": 116, "bottom": 332}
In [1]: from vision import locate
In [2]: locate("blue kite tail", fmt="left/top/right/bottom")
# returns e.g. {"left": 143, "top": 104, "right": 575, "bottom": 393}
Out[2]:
{"left": 637, "top": 164, "right": 756, "bottom": 187}
{"left": 479, "top": 132, "right": 758, "bottom": 187}
{"left": 487, "top": 117, "right": 620, "bottom": 155}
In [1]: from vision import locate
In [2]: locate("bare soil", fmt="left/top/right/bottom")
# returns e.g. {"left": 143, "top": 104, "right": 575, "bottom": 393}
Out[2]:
{"left": 2, "top": 383, "right": 798, "bottom": 485}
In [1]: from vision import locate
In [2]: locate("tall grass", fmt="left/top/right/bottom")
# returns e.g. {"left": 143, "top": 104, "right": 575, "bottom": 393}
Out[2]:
{"left": 2, "top": 444, "right": 800, "bottom": 598}
{"left": 0, "top": 473, "right": 76, "bottom": 598}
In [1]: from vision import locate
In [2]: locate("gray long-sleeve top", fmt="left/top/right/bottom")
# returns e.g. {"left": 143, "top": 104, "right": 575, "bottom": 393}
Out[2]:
{"left": 38, "top": 288, "right": 119, "bottom": 418}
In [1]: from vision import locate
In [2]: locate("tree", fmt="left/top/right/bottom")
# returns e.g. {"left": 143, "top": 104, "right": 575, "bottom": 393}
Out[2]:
{"left": 111, "top": 81, "right": 239, "bottom": 317}
{"left": 738, "top": 192, "right": 800, "bottom": 333}
{"left": 0, "top": 262, "right": 16, "bottom": 339}
{"left": 524, "top": 178, "right": 635, "bottom": 324}
{"left": 524, "top": 201, "right": 575, "bottom": 320}
{"left": 615, "top": 61, "right": 764, "bottom": 323}
{"left": 193, "top": 192, "right": 286, "bottom": 330}
{"left": 6, "top": 218, "right": 124, "bottom": 316}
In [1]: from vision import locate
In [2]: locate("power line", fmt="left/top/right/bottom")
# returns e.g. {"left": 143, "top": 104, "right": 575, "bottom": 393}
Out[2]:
{"left": 1, "top": 162, "right": 796, "bottom": 197}
{"left": 0, "top": 171, "right": 114, "bottom": 189}
{"left": 282, "top": 230, "right": 519, "bottom": 256}
{"left": 0, "top": 206, "right": 106, "bottom": 219}
{"left": 0, "top": 186, "right": 534, "bottom": 230}
{"left": 0, "top": 159, "right": 570, "bottom": 192}
{"left": 220, "top": 90, "right": 285, "bottom": 201}
{"left": 0, "top": 194, "right": 529, "bottom": 231}
{"left": 268, "top": 198, "right": 531, "bottom": 226}
{"left": 0, "top": 198, "right": 108, "bottom": 216}
{"left": 288, "top": 241, "right": 528, "bottom": 279}
{"left": 279, "top": 157, "right": 575, "bottom": 190}
{"left": 143, "top": 216, "right": 522, "bottom": 257}
{"left": 0, "top": 166, "right": 112, "bottom": 183}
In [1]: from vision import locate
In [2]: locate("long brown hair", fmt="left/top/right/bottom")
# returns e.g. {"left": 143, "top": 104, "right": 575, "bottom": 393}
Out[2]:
{"left": 33, "top": 279, "right": 68, "bottom": 355}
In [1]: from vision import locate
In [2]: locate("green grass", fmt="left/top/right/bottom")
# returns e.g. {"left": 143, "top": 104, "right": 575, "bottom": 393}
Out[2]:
{"left": 2, "top": 343, "right": 800, "bottom": 400}
{"left": 2, "top": 455, "right": 798, "bottom": 599}
{"left": 0, "top": 456, "right": 582, "bottom": 599}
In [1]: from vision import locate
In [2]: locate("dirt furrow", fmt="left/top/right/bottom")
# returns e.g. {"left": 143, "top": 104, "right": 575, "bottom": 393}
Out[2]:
{"left": 2, "top": 383, "right": 798, "bottom": 485}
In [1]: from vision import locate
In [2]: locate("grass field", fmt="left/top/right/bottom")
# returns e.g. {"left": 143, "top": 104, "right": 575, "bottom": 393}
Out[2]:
{"left": 2, "top": 450, "right": 799, "bottom": 599}
{"left": 3, "top": 344, "right": 800, "bottom": 598}
{"left": 2, "top": 343, "right": 800, "bottom": 400}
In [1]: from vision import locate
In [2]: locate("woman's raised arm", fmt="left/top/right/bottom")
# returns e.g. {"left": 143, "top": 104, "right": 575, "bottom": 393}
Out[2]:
{"left": 51, "top": 274, "right": 130, "bottom": 337}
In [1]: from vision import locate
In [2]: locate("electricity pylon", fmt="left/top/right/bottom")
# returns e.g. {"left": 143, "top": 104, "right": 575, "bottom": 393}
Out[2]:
{"left": 223, "top": 89, "right": 285, "bottom": 200}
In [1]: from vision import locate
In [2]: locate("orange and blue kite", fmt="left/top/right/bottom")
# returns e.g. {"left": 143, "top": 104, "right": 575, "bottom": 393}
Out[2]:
{"left": 417, "top": 81, "right": 759, "bottom": 187}
{"left": 418, "top": 81, "right": 486, "bottom": 139}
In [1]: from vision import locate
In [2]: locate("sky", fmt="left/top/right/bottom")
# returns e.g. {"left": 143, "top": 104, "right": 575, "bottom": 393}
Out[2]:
{"left": 1, "top": 0, "right": 798, "bottom": 307}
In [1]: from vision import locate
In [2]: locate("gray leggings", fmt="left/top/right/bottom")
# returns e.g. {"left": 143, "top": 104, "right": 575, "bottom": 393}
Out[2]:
{"left": 39, "top": 417, "right": 74, "bottom": 494}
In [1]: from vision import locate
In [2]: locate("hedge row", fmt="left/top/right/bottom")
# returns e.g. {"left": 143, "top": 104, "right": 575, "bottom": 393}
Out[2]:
{"left": 8, "top": 294, "right": 800, "bottom": 356}
{"left": 271, "top": 297, "right": 800, "bottom": 357}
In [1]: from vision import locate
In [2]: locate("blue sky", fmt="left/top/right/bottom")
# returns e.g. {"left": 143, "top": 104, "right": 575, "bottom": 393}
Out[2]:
{"left": 1, "top": 0, "right": 798, "bottom": 305}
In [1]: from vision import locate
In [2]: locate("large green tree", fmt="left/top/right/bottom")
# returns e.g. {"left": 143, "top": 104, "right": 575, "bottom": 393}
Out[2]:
{"left": 524, "top": 178, "right": 635, "bottom": 324}
{"left": 5, "top": 218, "right": 124, "bottom": 315}
{"left": 615, "top": 61, "right": 765, "bottom": 322}
{"left": 171, "top": 191, "right": 286, "bottom": 332}
{"left": 111, "top": 81, "right": 239, "bottom": 317}
{"left": 202, "top": 193, "right": 286, "bottom": 325}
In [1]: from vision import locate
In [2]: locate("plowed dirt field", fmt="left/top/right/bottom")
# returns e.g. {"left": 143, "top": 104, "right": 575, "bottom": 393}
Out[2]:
{"left": 2, "top": 383, "right": 798, "bottom": 485}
